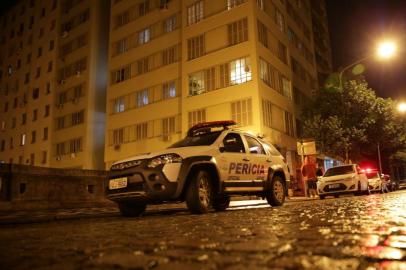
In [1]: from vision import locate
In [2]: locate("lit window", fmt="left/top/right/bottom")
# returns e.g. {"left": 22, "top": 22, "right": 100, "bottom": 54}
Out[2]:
{"left": 187, "top": 0, "right": 203, "bottom": 25}
{"left": 231, "top": 98, "right": 252, "bottom": 126}
{"left": 188, "top": 109, "right": 206, "bottom": 128}
{"left": 136, "top": 89, "right": 149, "bottom": 108}
{"left": 230, "top": 58, "right": 251, "bottom": 85}
{"left": 114, "top": 97, "right": 125, "bottom": 113}
{"left": 21, "top": 133, "right": 26, "bottom": 145}
{"left": 138, "top": 28, "right": 150, "bottom": 45}
{"left": 164, "top": 16, "right": 176, "bottom": 33}
{"left": 163, "top": 81, "right": 176, "bottom": 99}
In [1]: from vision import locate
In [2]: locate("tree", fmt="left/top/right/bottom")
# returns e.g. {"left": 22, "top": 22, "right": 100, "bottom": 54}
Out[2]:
{"left": 301, "top": 77, "right": 406, "bottom": 167}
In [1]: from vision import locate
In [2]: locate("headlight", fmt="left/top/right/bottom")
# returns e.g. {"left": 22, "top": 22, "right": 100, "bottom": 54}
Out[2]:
{"left": 147, "top": 153, "right": 182, "bottom": 168}
{"left": 111, "top": 160, "right": 142, "bottom": 170}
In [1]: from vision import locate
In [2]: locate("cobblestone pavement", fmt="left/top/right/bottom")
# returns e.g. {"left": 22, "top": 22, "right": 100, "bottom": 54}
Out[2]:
{"left": 0, "top": 191, "right": 405, "bottom": 270}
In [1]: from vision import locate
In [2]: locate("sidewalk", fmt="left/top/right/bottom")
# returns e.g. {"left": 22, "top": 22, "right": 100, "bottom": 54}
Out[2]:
{"left": 0, "top": 196, "right": 316, "bottom": 225}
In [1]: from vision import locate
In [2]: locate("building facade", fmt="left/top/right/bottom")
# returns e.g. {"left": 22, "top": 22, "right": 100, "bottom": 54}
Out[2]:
{"left": 0, "top": 0, "right": 109, "bottom": 169}
{"left": 106, "top": 0, "right": 331, "bottom": 180}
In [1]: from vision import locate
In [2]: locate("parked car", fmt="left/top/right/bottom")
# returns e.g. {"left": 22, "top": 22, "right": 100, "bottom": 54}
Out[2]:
{"left": 317, "top": 164, "right": 370, "bottom": 199}
{"left": 106, "top": 120, "right": 290, "bottom": 216}
{"left": 364, "top": 170, "right": 384, "bottom": 193}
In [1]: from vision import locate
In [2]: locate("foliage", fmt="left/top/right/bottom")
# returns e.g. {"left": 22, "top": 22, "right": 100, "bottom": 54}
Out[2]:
{"left": 301, "top": 77, "right": 406, "bottom": 163}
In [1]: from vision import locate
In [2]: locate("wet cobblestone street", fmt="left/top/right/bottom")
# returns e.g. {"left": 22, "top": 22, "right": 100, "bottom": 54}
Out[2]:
{"left": 1, "top": 191, "right": 406, "bottom": 270}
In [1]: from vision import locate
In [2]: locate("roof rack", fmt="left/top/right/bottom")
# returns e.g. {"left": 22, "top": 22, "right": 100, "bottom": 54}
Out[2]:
{"left": 187, "top": 120, "right": 236, "bottom": 136}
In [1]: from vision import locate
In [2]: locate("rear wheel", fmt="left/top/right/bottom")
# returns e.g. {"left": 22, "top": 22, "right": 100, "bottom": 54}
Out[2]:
{"left": 186, "top": 170, "right": 213, "bottom": 214}
{"left": 213, "top": 195, "right": 230, "bottom": 211}
{"left": 266, "top": 175, "right": 285, "bottom": 206}
{"left": 118, "top": 202, "right": 147, "bottom": 217}
{"left": 319, "top": 194, "right": 325, "bottom": 200}
{"left": 354, "top": 182, "right": 362, "bottom": 196}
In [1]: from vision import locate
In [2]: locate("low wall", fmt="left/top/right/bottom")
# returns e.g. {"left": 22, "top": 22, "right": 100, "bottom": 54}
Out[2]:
{"left": 0, "top": 164, "right": 114, "bottom": 211}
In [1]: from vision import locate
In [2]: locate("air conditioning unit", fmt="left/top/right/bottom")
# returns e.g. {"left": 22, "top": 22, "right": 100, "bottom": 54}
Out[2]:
{"left": 61, "top": 31, "right": 69, "bottom": 38}
{"left": 114, "top": 144, "right": 121, "bottom": 151}
{"left": 56, "top": 156, "right": 61, "bottom": 161}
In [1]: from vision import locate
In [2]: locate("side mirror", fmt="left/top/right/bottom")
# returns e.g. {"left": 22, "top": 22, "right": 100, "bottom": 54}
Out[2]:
{"left": 219, "top": 146, "right": 225, "bottom": 153}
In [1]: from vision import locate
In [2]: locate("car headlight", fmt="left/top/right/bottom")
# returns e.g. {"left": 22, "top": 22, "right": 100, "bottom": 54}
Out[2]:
{"left": 111, "top": 160, "right": 142, "bottom": 170}
{"left": 147, "top": 153, "right": 182, "bottom": 168}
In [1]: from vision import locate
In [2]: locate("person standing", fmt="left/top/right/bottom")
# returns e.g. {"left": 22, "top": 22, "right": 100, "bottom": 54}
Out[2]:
{"left": 301, "top": 156, "right": 318, "bottom": 198}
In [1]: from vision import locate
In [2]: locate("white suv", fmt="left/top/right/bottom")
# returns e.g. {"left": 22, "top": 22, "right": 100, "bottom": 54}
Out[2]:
{"left": 106, "top": 121, "right": 290, "bottom": 216}
{"left": 317, "top": 164, "right": 370, "bottom": 199}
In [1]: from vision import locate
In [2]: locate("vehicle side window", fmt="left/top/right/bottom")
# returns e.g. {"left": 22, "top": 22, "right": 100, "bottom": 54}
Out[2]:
{"left": 223, "top": 133, "right": 245, "bottom": 153}
{"left": 244, "top": 135, "right": 266, "bottom": 155}
{"left": 262, "top": 141, "right": 281, "bottom": 156}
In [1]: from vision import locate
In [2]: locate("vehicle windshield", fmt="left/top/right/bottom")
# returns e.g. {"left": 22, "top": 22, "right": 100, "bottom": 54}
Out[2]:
{"left": 324, "top": 165, "right": 354, "bottom": 177}
{"left": 366, "top": 172, "right": 379, "bottom": 179}
{"left": 168, "top": 131, "right": 222, "bottom": 148}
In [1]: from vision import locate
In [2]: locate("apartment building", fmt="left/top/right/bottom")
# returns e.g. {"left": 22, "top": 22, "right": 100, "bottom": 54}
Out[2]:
{"left": 0, "top": 0, "right": 109, "bottom": 170}
{"left": 106, "top": 0, "right": 330, "bottom": 177}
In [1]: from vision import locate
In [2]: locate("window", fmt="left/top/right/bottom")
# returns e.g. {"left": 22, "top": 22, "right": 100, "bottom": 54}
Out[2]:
{"left": 33, "top": 88, "right": 39, "bottom": 99}
{"left": 244, "top": 135, "right": 265, "bottom": 154}
{"left": 113, "top": 128, "right": 124, "bottom": 145}
{"left": 39, "top": 27, "right": 44, "bottom": 38}
{"left": 46, "top": 82, "right": 51, "bottom": 94}
{"left": 0, "top": 121, "right": 5, "bottom": 131}
{"left": 41, "top": 151, "right": 47, "bottom": 164}
{"left": 56, "top": 117, "right": 65, "bottom": 129}
{"left": 259, "top": 58, "right": 275, "bottom": 88}
{"left": 227, "top": 0, "right": 245, "bottom": 10}
{"left": 26, "top": 53, "right": 31, "bottom": 63}
{"left": 116, "top": 38, "right": 128, "bottom": 55}
{"left": 231, "top": 98, "right": 252, "bottom": 126}
{"left": 138, "top": 28, "right": 150, "bottom": 45}
{"left": 71, "top": 110, "right": 84, "bottom": 126}
{"left": 114, "top": 96, "right": 125, "bottom": 113}
{"left": 31, "top": 130, "right": 36, "bottom": 143}
{"left": 162, "top": 46, "right": 178, "bottom": 65}
{"left": 69, "top": 138, "right": 82, "bottom": 153}
{"left": 116, "top": 11, "right": 129, "bottom": 28}
{"left": 284, "top": 111, "right": 294, "bottom": 136}
{"left": 136, "top": 89, "right": 149, "bottom": 108}
{"left": 113, "top": 66, "right": 131, "bottom": 84}
{"left": 275, "top": 8, "right": 284, "bottom": 32}
{"left": 0, "top": 140, "right": 4, "bottom": 151}
{"left": 30, "top": 153, "right": 35, "bottom": 165}
{"left": 135, "top": 122, "right": 148, "bottom": 140}
{"left": 136, "top": 57, "right": 149, "bottom": 75}
{"left": 42, "top": 105, "right": 49, "bottom": 117}
{"left": 56, "top": 142, "right": 65, "bottom": 155}
{"left": 230, "top": 57, "right": 251, "bottom": 85}
{"left": 49, "top": 40, "right": 54, "bottom": 50}
{"left": 47, "top": 61, "right": 53, "bottom": 72}
{"left": 36, "top": 67, "right": 41, "bottom": 78}
{"left": 12, "top": 118, "right": 16, "bottom": 128}
{"left": 32, "top": 109, "right": 38, "bottom": 121}
{"left": 188, "top": 109, "right": 206, "bottom": 128}
{"left": 262, "top": 99, "right": 272, "bottom": 127}
{"left": 139, "top": 0, "right": 150, "bottom": 16}
{"left": 43, "top": 127, "right": 48, "bottom": 140}
{"left": 277, "top": 41, "right": 288, "bottom": 64}
{"left": 73, "top": 85, "right": 82, "bottom": 98}
{"left": 21, "top": 133, "right": 26, "bottom": 145}
{"left": 223, "top": 133, "right": 245, "bottom": 153}
{"left": 164, "top": 16, "right": 176, "bottom": 33}
{"left": 189, "top": 68, "right": 215, "bottom": 96}
{"left": 162, "top": 117, "right": 175, "bottom": 136}
{"left": 187, "top": 0, "right": 204, "bottom": 25}
{"left": 257, "top": 20, "right": 268, "bottom": 47}
{"left": 280, "top": 75, "right": 292, "bottom": 99}
{"left": 163, "top": 81, "right": 176, "bottom": 99}
{"left": 22, "top": 113, "right": 27, "bottom": 125}
{"left": 187, "top": 35, "right": 204, "bottom": 60}
{"left": 37, "top": 47, "right": 42, "bottom": 57}
{"left": 3, "top": 102, "right": 8, "bottom": 112}
{"left": 9, "top": 137, "right": 13, "bottom": 149}
{"left": 25, "top": 73, "right": 30, "bottom": 84}
{"left": 228, "top": 18, "right": 248, "bottom": 46}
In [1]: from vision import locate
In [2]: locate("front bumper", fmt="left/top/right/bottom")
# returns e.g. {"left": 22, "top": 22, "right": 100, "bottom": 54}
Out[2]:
{"left": 106, "top": 162, "right": 181, "bottom": 203}
{"left": 317, "top": 179, "right": 357, "bottom": 195}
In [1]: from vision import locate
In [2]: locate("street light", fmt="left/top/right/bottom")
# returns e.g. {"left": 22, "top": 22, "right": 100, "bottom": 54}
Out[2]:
{"left": 398, "top": 102, "right": 406, "bottom": 113}
{"left": 338, "top": 40, "right": 397, "bottom": 90}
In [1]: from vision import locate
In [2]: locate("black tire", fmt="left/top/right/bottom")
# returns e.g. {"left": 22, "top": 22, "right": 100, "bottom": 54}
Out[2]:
{"left": 118, "top": 202, "right": 147, "bottom": 217}
{"left": 266, "top": 175, "right": 286, "bottom": 206}
{"left": 186, "top": 170, "right": 213, "bottom": 214}
{"left": 319, "top": 194, "right": 325, "bottom": 200}
{"left": 354, "top": 182, "right": 362, "bottom": 196}
{"left": 213, "top": 195, "right": 230, "bottom": 211}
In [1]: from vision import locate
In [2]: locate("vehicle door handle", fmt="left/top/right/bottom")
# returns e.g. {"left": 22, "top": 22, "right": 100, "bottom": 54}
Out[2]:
{"left": 242, "top": 158, "right": 250, "bottom": 162}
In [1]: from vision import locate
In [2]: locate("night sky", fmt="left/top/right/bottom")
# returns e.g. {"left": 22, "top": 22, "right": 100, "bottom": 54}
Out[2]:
{"left": 326, "top": 0, "right": 406, "bottom": 100}
{"left": 0, "top": 1, "right": 405, "bottom": 100}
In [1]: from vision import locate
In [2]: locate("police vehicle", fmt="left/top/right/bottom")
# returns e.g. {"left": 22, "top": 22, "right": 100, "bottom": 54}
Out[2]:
{"left": 106, "top": 120, "right": 290, "bottom": 216}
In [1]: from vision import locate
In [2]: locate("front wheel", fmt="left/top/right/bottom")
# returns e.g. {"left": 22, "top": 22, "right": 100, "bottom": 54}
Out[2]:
{"left": 319, "top": 194, "right": 325, "bottom": 200}
{"left": 213, "top": 195, "right": 230, "bottom": 211}
{"left": 118, "top": 202, "right": 147, "bottom": 217}
{"left": 266, "top": 176, "right": 285, "bottom": 206}
{"left": 186, "top": 170, "right": 213, "bottom": 214}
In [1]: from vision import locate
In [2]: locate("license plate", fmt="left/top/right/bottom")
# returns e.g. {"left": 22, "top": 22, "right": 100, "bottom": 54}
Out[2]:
{"left": 329, "top": 184, "right": 340, "bottom": 188}
{"left": 109, "top": 177, "right": 127, "bottom": 190}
